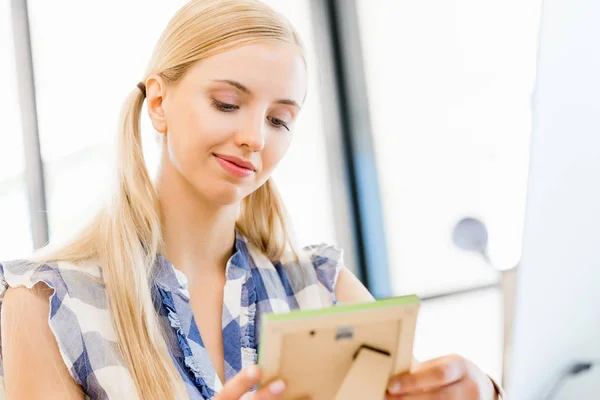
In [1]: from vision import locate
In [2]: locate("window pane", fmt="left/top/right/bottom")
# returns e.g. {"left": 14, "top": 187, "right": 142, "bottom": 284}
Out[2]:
{"left": 414, "top": 290, "right": 503, "bottom": 382}
{"left": 1, "top": 2, "right": 25, "bottom": 181}
{"left": 28, "top": 0, "right": 187, "bottom": 162}
{"left": 0, "top": 180, "right": 34, "bottom": 260}
{"left": 28, "top": 0, "right": 190, "bottom": 241}
{"left": 0, "top": 1, "right": 33, "bottom": 259}
{"left": 357, "top": 0, "right": 542, "bottom": 296}
{"left": 29, "top": 1, "right": 338, "bottom": 248}
{"left": 43, "top": 144, "right": 113, "bottom": 242}
{"left": 264, "top": 0, "right": 338, "bottom": 246}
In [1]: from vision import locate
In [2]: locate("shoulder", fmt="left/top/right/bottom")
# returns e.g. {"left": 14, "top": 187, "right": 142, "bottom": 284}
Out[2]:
{"left": 0, "top": 258, "right": 111, "bottom": 338}
{"left": 2, "top": 279, "right": 55, "bottom": 319}
{"left": 293, "top": 243, "right": 374, "bottom": 304}
{"left": 264, "top": 242, "right": 345, "bottom": 307}
{"left": 301, "top": 242, "right": 344, "bottom": 292}
{"left": 0, "top": 258, "right": 103, "bottom": 294}
{"left": 300, "top": 243, "right": 374, "bottom": 303}
{"left": 0, "top": 257, "right": 110, "bottom": 337}
{"left": 0, "top": 259, "right": 134, "bottom": 397}
{"left": 0, "top": 259, "right": 104, "bottom": 398}
{"left": 1, "top": 283, "right": 85, "bottom": 399}
{"left": 283, "top": 242, "right": 374, "bottom": 305}
{"left": 0, "top": 258, "right": 108, "bottom": 318}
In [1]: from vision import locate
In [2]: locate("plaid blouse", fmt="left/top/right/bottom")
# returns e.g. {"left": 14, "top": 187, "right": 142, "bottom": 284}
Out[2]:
{"left": 0, "top": 232, "right": 343, "bottom": 399}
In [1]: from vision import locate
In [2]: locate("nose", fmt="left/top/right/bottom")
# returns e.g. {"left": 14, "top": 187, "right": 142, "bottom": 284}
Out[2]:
{"left": 235, "top": 115, "right": 266, "bottom": 152}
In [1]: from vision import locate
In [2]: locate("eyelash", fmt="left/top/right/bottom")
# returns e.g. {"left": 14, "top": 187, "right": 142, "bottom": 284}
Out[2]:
{"left": 211, "top": 99, "right": 290, "bottom": 131}
{"left": 211, "top": 100, "right": 239, "bottom": 112}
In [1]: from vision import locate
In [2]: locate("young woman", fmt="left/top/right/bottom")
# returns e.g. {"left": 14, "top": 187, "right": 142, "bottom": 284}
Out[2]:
{"left": 0, "top": 0, "right": 502, "bottom": 399}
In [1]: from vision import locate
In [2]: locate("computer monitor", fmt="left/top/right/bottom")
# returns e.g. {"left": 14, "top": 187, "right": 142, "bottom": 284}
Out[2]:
{"left": 504, "top": 0, "right": 600, "bottom": 398}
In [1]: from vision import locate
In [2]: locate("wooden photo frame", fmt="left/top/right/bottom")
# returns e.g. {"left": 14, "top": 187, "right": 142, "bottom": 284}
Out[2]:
{"left": 258, "top": 295, "right": 420, "bottom": 400}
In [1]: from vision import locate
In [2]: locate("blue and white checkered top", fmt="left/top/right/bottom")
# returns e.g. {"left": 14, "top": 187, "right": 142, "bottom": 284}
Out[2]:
{"left": 0, "top": 232, "right": 343, "bottom": 399}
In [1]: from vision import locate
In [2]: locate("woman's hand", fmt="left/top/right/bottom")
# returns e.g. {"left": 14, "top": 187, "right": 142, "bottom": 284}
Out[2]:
{"left": 215, "top": 365, "right": 286, "bottom": 400}
{"left": 386, "top": 354, "right": 497, "bottom": 399}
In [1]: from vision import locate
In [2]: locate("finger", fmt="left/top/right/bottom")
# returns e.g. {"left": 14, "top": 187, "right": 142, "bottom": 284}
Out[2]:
{"left": 387, "top": 354, "right": 467, "bottom": 395}
{"left": 249, "top": 379, "right": 287, "bottom": 400}
{"left": 386, "top": 377, "right": 481, "bottom": 400}
{"left": 216, "top": 365, "right": 263, "bottom": 400}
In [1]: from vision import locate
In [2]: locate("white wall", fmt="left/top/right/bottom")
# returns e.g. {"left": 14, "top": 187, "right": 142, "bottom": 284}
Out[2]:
{"left": 507, "top": 0, "right": 600, "bottom": 398}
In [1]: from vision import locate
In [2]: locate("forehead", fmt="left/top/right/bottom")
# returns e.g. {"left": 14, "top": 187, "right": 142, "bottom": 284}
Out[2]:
{"left": 185, "top": 42, "right": 307, "bottom": 103}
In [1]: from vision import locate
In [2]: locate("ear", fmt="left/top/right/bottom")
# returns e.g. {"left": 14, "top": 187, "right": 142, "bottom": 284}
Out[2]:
{"left": 146, "top": 74, "right": 168, "bottom": 134}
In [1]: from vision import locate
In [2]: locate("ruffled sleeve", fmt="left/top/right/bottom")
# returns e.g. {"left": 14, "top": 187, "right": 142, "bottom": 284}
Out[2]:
{"left": 302, "top": 243, "right": 344, "bottom": 305}
{"left": 0, "top": 259, "right": 137, "bottom": 399}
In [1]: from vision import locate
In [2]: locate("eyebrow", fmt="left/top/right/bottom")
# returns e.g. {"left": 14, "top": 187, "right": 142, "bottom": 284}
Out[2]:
{"left": 212, "top": 79, "right": 301, "bottom": 109}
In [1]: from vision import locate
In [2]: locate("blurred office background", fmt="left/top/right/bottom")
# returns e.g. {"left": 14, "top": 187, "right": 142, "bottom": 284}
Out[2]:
{"left": 3, "top": 0, "right": 600, "bottom": 398}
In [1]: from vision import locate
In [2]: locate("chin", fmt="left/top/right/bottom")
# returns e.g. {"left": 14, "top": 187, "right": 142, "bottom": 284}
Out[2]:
{"left": 196, "top": 180, "right": 249, "bottom": 206}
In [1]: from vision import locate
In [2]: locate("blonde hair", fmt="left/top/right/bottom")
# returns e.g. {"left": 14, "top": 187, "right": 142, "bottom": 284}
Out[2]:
{"left": 34, "top": 1, "right": 304, "bottom": 398}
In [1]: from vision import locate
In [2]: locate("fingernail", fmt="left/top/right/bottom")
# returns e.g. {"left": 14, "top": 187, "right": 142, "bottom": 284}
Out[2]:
{"left": 247, "top": 365, "right": 260, "bottom": 379}
{"left": 269, "top": 380, "right": 286, "bottom": 395}
{"left": 387, "top": 381, "right": 401, "bottom": 394}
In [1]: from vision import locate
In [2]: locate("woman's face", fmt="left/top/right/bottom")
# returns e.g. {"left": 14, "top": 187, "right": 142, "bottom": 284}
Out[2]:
{"left": 148, "top": 42, "right": 307, "bottom": 205}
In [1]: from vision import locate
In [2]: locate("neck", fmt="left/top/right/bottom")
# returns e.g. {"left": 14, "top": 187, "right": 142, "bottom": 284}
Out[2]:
{"left": 157, "top": 163, "right": 238, "bottom": 281}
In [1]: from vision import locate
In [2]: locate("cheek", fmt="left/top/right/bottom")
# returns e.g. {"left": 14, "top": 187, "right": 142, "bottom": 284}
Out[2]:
{"left": 166, "top": 105, "right": 227, "bottom": 169}
{"left": 260, "top": 134, "right": 292, "bottom": 175}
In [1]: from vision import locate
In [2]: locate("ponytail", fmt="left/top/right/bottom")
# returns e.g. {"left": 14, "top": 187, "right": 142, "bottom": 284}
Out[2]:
{"left": 34, "top": 87, "right": 187, "bottom": 399}
{"left": 99, "top": 88, "right": 186, "bottom": 399}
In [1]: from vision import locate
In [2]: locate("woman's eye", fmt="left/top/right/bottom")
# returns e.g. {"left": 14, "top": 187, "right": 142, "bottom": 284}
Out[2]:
{"left": 268, "top": 116, "right": 290, "bottom": 131}
{"left": 211, "top": 100, "right": 239, "bottom": 112}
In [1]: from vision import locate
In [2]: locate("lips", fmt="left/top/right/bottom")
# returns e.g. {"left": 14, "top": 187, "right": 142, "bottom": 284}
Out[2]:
{"left": 213, "top": 154, "right": 257, "bottom": 178}
{"left": 213, "top": 154, "right": 256, "bottom": 171}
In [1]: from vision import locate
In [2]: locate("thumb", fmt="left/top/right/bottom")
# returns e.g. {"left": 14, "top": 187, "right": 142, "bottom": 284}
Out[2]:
{"left": 215, "top": 365, "right": 262, "bottom": 400}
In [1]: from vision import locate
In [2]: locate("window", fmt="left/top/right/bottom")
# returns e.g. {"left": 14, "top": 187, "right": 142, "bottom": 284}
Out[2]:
{"left": 357, "top": 0, "right": 542, "bottom": 296}
{"left": 0, "top": 2, "right": 33, "bottom": 260}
